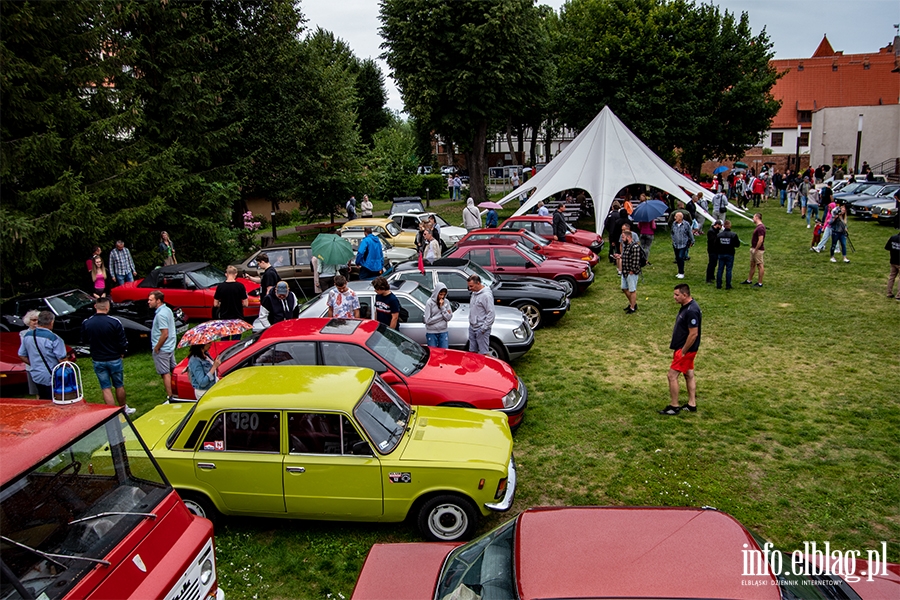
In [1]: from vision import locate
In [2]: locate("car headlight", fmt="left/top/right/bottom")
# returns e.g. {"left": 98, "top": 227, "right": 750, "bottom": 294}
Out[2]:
{"left": 501, "top": 388, "right": 520, "bottom": 408}
{"left": 513, "top": 324, "right": 527, "bottom": 339}
{"left": 450, "top": 235, "right": 462, "bottom": 243}
{"left": 200, "top": 557, "right": 213, "bottom": 585}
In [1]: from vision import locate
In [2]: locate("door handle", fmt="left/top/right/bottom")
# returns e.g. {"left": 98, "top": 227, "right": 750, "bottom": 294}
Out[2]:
{"left": 197, "top": 463, "right": 216, "bottom": 470}
{"left": 286, "top": 466, "right": 306, "bottom": 473}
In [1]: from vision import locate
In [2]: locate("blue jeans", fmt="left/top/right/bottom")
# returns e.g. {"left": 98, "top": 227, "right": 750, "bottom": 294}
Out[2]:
{"left": 426, "top": 332, "right": 449, "bottom": 349}
{"left": 780, "top": 189, "right": 786, "bottom": 205}
{"left": 830, "top": 231, "right": 847, "bottom": 257}
{"left": 716, "top": 254, "right": 734, "bottom": 288}
{"left": 114, "top": 272, "right": 134, "bottom": 286}
{"left": 807, "top": 204, "right": 819, "bottom": 225}
{"left": 673, "top": 246, "right": 688, "bottom": 274}
{"left": 94, "top": 358, "right": 125, "bottom": 390}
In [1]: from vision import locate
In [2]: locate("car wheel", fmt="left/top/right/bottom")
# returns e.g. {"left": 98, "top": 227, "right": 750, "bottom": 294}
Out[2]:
{"left": 417, "top": 494, "right": 478, "bottom": 542}
{"left": 179, "top": 491, "right": 218, "bottom": 526}
{"left": 555, "top": 276, "right": 577, "bottom": 297}
{"left": 514, "top": 302, "right": 542, "bottom": 329}
{"left": 488, "top": 338, "right": 509, "bottom": 363}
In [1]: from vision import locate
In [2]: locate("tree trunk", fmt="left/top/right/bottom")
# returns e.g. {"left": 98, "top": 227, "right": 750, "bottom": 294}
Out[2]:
{"left": 544, "top": 119, "right": 553, "bottom": 162}
{"left": 468, "top": 120, "right": 489, "bottom": 202}
{"left": 517, "top": 126, "right": 525, "bottom": 166}
{"left": 529, "top": 121, "right": 539, "bottom": 166}
{"left": 505, "top": 118, "right": 515, "bottom": 165}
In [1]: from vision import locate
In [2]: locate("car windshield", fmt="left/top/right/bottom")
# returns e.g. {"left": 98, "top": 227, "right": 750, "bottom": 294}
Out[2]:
{"left": 216, "top": 332, "right": 263, "bottom": 363}
{"left": 435, "top": 517, "right": 516, "bottom": 600}
{"left": 187, "top": 265, "right": 227, "bottom": 289}
{"left": 353, "top": 379, "right": 410, "bottom": 454}
{"left": 860, "top": 186, "right": 884, "bottom": 196}
{"left": 46, "top": 290, "right": 95, "bottom": 316}
{"left": 366, "top": 325, "right": 427, "bottom": 376}
{"left": 385, "top": 222, "right": 402, "bottom": 236}
{"left": 877, "top": 185, "right": 899, "bottom": 197}
{"left": 1, "top": 415, "right": 169, "bottom": 600}
{"left": 461, "top": 262, "right": 497, "bottom": 287}
{"left": 405, "top": 284, "right": 432, "bottom": 306}
{"left": 515, "top": 242, "right": 545, "bottom": 264}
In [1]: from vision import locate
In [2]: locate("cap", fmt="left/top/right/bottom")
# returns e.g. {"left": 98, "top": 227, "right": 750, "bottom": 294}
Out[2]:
{"left": 275, "top": 281, "right": 289, "bottom": 295}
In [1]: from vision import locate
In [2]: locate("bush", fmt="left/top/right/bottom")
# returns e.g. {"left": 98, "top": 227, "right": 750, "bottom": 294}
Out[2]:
{"left": 253, "top": 213, "right": 269, "bottom": 228}
{"left": 272, "top": 211, "right": 293, "bottom": 227}
{"left": 290, "top": 208, "right": 303, "bottom": 224}
{"left": 417, "top": 174, "right": 447, "bottom": 199}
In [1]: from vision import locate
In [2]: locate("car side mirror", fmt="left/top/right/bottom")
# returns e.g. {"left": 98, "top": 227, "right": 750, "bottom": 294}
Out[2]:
{"left": 525, "top": 262, "right": 535, "bottom": 268}
{"left": 380, "top": 371, "right": 401, "bottom": 385}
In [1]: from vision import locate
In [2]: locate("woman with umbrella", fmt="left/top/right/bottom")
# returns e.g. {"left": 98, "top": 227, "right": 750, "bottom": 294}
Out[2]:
{"left": 311, "top": 233, "right": 354, "bottom": 293}
{"left": 188, "top": 343, "right": 221, "bottom": 399}
{"left": 178, "top": 319, "right": 250, "bottom": 398}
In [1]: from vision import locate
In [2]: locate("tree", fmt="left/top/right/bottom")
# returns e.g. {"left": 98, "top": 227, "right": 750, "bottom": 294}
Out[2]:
{"left": 352, "top": 58, "right": 392, "bottom": 147}
{"left": 557, "top": 0, "right": 781, "bottom": 175}
{"left": 366, "top": 119, "right": 420, "bottom": 201}
{"left": 380, "top": 0, "right": 545, "bottom": 201}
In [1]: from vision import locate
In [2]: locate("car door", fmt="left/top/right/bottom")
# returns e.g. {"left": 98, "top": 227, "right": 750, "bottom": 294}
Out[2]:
{"left": 435, "top": 270, "right": 470, "bottom": 304}
{"left": 291, "top": 248, "right": 315, "bottom": 296}
{"left": 193, "top": 410, "right": 286, "bottom": 513}
{"left": 162, "top": 273, "right": 205, "bottom": 319}
{"left": 386, "top": 221, "right": 417, "bottom": 248}
{"left": 493, "top": 247, "right": 534, "bottom": 278}
{"left": 283, "top": 412, "right": 383, "bottom": 518}
{"left": 394, "top": 294, "right": 427, "bottom": 344}
{"left": 320, "top": 341, "right": 411, "bottom": 402}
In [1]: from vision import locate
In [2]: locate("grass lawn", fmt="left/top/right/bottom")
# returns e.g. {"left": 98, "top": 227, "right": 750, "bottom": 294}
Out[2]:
{"left": 5, "top": 199, "right": 898, "bottom": 599}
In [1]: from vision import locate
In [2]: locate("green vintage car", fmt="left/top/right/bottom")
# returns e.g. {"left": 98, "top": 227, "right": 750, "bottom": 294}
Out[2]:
{"left": 133, "top": 365, "right": 516, "bottom": 542}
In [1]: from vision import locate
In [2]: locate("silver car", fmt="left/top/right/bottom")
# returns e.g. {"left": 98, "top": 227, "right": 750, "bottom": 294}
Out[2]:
{"left": 297, "top": 280, "right": 535, "bottom": 362}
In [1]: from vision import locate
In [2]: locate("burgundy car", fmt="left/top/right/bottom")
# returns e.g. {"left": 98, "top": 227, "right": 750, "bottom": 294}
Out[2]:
{"left": 447, "top": 238, "right": 594, "bottom": 296}
{"left": 171, "top": 318, "right": 528, "bottom": 428}
{"left": 500, "top": 214, "right": 603, "bottom": 253}
{"left": 0, "top": 331, "right": 76, "bottom": 388}
{"left": 353, "top": 506, "right": 900, "bottom": 600}
{"left": 459, "top": 228, "right": 599, "bottom": 267}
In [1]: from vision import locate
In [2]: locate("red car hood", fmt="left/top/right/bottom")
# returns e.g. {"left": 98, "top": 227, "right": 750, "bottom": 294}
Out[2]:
{"left": 352, "top": 542, "right": 457, "bottom": 600}
{"left": 419, "top": 347, "right": 519, "bottom": 393}
{"left": 548, "top": 239, "right": 595, "bottom": 255}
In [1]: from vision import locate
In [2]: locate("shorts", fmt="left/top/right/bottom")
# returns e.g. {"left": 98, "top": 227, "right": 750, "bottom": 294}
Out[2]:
{"left": 93, "top": 358, "right": 124, "bottom": 390}
{"left": 620, "top": 274, "right": 638, "bottom": 292}
{"left": 26, "top": 371, "right": 39, "bottom": 396}
{"left": 670, "top": 349, "right": 697, "bottom": 373}
{"left": 153, "top": 350, "right": 177, "bottom": 375}
{"left": 749, "top": 249, "right": 765, "bottom": 267}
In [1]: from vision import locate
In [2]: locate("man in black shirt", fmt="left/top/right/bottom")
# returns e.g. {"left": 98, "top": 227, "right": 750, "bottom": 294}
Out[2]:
{"left": 214, "top": 266, "right": 249, "bottom": 320}
{"left": 373, "top": 277, "right": 401, "bottom": 329}
{"left": 259, "top": 281, "right": 299, "bottom": 327}
{"left": 716, "top": 220, "right": 741, "bottom": 289}
{"left": 659, "top": 284, "right": 701, "bottom": 415}
{"left": 885, "top": 231, "right": 900, "bottom": 300}
{"left": 552, "top": 202, "right": 568, "bottom": 244}
{"left": 81, "top": 298, "right": 132, "bottom": 413}
{"left": 247, "top": 253, "right": 280, "bottom": 299}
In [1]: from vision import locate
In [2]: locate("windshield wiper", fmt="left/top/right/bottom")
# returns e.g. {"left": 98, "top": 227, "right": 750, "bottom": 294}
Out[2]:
{"left": 68, "top": 511, "right": 157, "bottom": 526}
{"left": 1, "top": 535, "right": 111, "bottom": 568}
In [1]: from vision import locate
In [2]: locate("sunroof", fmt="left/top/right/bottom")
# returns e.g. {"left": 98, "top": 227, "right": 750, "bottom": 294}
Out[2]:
{"left": 321, "top": 319, "right": 362, "bottom": 334}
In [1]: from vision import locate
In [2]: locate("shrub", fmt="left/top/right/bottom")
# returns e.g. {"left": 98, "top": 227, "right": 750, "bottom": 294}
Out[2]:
{"left": 253, "top": 213, "right": 269, "bottom": 228}
{"left": 417, "top": 174, "right": 447, "bottom": 199}
{"left": 290, "top": 208, "right": 303, "bottom": 224}
{"left": 272, "top": 211, "right": 293, "bottom": 227}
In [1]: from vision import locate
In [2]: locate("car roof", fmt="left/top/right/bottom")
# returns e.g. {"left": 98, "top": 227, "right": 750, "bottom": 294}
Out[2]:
{"left": 503, "top": 215, "right": 549, "bottom": 221}
{"left": 198, "top": 365, "right": 376, "bottom": 413}
{"left": 0, "top": 399, "right": 121, "bottom": 484}
{"left": 139, "top": 262, "right": 211, "bottom": 288}
{"left": 515, "top": 506, "right": 779, "bottom": 600}
{"left": 342, "top": 218, "right": 394, "bottom": 229}
{"left": 393, "top": 257, "right": 470, "bottom": 271}
{"left": 260, "top": 317, "right": 378, "bottom": 341}
{"left": 455, "top": 237, "right": 518, "bottom": 248}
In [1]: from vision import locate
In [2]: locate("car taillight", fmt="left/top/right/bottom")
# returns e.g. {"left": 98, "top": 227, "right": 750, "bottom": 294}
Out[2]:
{"left": 495, "top": 477, "right": 508, "bottom": 499}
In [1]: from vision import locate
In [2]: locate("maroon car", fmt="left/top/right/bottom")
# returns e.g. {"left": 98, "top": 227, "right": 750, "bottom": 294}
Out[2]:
{"left": 459, "top": 228, "right": 600, "bottom": 267}
{"left": 171, "top": 318, "right": 528, "bottom": 428}
{"left": 353, "top": 506, "right": 900, "bottom": 600}
{"left": 500, "top": 214, "right": 604, "bottom": 253}
{"left": 447, "top": 238, "right": 594, "bottom": 296}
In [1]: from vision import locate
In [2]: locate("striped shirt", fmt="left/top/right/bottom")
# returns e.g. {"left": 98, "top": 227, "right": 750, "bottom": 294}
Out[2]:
{"left": 109, "top": 247, "right": 136, "bottom": 277}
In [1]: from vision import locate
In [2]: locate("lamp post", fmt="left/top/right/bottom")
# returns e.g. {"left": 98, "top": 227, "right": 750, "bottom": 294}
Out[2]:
{"left": 271, "top": 210, "right": 277, "bottom": 241}
{"left": 426, "top": 187, "right": 430, "bottom": 209}
{"left": 795, "top": 124, "right": 801, "bottom": 173}
{"left": 854, "top": 113, "right": 863, "bottom": 174}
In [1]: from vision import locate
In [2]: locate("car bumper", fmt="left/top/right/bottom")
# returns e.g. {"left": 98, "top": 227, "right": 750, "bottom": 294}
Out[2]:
{"left": 484, "top": 455, "right": 516, "bottom": 512}
{"left": 576, "top": 268, "right": 595, "bottom": 293}
{"left": 589, "top": 240, "right": 604, "bottom": 254}
{"left": 540, "top": 297, "right": 570, "bottom": 323}
{"left": 499, "top": 378, "right": 528, "bottom": 429}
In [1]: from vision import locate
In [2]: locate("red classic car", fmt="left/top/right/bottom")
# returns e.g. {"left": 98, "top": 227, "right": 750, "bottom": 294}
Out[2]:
{"left": 0, "top": 331, "right": 76, "bottom": 389}
{"left": 110, "top": 262, "right": 260, "bottom": 321}
{"left": 459, "top": 228, "right": 599, "bottom": 267}
{"left": 500, "top": 214, "right": 603, "bottom": 253}
{"left": 447, "top": 238, "right": 594, "bottom": 296}
{"left": 171, "top": 318, "right": 527, "bottom": 428}
{"left": 353, "top": 506, "right": 900, "bottom": 600}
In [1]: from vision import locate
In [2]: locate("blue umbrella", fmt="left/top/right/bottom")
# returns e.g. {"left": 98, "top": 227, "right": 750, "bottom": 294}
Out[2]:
{"left": 631, "top": 200, "right": 669, "bottom": 223}
{"left": 713, "top": 165, "right": 730, "bottom": 175}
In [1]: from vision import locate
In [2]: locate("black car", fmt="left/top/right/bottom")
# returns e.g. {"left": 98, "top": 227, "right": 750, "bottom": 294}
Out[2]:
{"left": 0, "top": 288, "right": 186, "bottom": 355}
{"left": 385, "top": 258, "right": 570, "bottom": 330}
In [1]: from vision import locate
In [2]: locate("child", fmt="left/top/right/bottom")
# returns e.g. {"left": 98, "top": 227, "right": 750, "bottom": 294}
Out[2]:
{"left": 811, "top": 219, "right": 823, "bottom": 249}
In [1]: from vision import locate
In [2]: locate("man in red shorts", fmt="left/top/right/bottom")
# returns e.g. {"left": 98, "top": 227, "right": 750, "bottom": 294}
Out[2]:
{"left": 659, "top": 283, "right": 702, "bottom": 415}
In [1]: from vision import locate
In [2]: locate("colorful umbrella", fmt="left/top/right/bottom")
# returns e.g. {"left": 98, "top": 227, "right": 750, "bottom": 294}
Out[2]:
{"left": 178, "top": 319, "right": 251, "bottom": 347}
{"left": 477, "top": 201, "right": 503, "bottom": 210}
{"left": 311, "top": 234, "right": 355, "bottom": 266}
{"left": 631, "top": 200, "right": 669, "bottom": 223}
{"left": 712, "top": 165, "right": 729, "bottom": 175}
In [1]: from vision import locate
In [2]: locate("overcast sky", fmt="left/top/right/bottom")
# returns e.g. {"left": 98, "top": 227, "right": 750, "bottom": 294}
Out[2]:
{"left": 299, "top": 0, "right": 900, "bottom": 114}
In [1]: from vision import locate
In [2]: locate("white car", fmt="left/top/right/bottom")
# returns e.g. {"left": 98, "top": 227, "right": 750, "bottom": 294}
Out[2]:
{"left": 339, "top": 230, "right": 417, "bottom": 265}
{"left": 390, "top": 212, "right": 467, "bottom": 247}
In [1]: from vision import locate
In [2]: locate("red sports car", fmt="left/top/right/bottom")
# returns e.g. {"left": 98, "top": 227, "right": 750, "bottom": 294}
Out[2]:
{"left": 447, "top": 238, "right": 594, "bottom": 296}
{"left": 0, "top": 331, "right": 76, "bottom": 388}
{"left": 459, "top": 228, "right": 599, "bottom": 267}
{"left": 500, "top": 214, "right": 603, "bottom": 253}
{"left": 353, "top": 506, "right": 900, "bottom": 600}
{"left": 171, "top": 318, "right": 527, "bottom": 428}
{"left": 110, "top": 262, "right": 260, "bottom": 321}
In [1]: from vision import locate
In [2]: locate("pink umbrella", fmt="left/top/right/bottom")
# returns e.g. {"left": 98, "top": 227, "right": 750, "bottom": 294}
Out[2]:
{"left": 178, "top": 319, "right": 251, "bottom": 347}
{"left": 478, "top": 201, "right": 503, "bottom": 210}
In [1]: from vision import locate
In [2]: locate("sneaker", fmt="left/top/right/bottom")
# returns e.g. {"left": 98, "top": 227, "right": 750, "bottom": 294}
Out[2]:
{"left": 675, "top": 273, "right": 685, "bottom": 279}
{"left": 809, "top": 247, "right": 814, "bottom": 251}
{"left": 740, "top": 280, "right": 752, "bottom": 285}
{"left": 814, "top": 247, "right": 822, "bottom": 253}
{"left": 726, "top": 285, "right": 733, "bottom": 290}
{"left": 124, "top": 405, "right": 136, "bottom": 415}
{"left": 754, "top": 283, "right": 763, "bottom": 287}
{"left": 625, "top": 306, "right": 636, "bottom": 314}
{"left": 843, "top": 258, "right": 850, "bottom": 263}
{"left": 624, "top": 305, "right": 631, "bottom": 312}
{"left": 830, "top": 257, "right": 837, "bottom": 263}
{"left": 681, "top": 404, "right": 697, "bottom": 413}
{"left": 658, "top": 405, "right": 681, "bottom": 415}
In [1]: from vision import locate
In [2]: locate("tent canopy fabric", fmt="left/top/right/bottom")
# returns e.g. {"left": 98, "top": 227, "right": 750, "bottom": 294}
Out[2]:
{"left": 496, "top": 106, "right": 750, "bottom": 233}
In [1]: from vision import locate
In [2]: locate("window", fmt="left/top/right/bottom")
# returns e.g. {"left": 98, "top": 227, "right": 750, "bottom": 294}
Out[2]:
{"left": 799, "top": 132, "right": 810, "bottom": 146}
{"left": 396, "top": 296, "right": 424, "bottom": 322}
{"left": 770, "top": 132, "right": 784, "bottom": 147}
{"left": 267, "top": 249, "right": 291, "bottom": 268}
{"left": 251, "top": 342, "right": 316, "bottom": 366}
{"left": 321, "top": 342, "right": 386, "bottom": 372}
{"left": 357, "top": 295, "right": 373, "bottom": 320}
{"left": 437, "top": 270, "right": 469, "bottom": 291}
{"left": 501, "top": 220, "right": 528, "bottom": 232}
{"left": 202, "top": 411, "right": 281, "bottom": 453}
{"left": 797, "top": 111, "right": 812, "bottom": 123}
{"left": 288, "top": 413, "right": 371, "bottom": 455}
{"left": 160, "top": 274, "right": 186, "bottom": 289}
{"left": 395, "top": 271, "right": 432, "bottom": 288}
{"left": 494, "top": 248, "right": 528, "bottom": 268}
{"left": 465, "top": 249, "right": 492, "bottom": 267}
{"left": 533, "top": 222, "right": 554, "bottom": 236}
{"left": 294, "top": 248, "right": 312, "bottom": 267}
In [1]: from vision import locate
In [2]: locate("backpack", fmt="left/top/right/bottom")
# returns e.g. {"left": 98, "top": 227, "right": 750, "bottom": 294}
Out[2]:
{"left": 638, "top": 245, "right": 648, "bottom": 268}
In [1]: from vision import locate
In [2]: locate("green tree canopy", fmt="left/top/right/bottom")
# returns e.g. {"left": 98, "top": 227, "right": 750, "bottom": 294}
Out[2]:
{"left": 557, "top": 0, "right": 781, "bottom": 174}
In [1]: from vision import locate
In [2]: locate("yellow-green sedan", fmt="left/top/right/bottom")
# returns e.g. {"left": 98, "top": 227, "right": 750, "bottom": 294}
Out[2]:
{"left": 133, "top": 365, "right": 516, "bottom": 542}
{"left": 340, "top": 217, "right": 417, "bottom": 249}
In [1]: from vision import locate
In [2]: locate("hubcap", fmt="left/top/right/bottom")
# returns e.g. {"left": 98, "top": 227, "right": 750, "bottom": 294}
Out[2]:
{"left": 183, "top": 499, "right": 206, "bottom": 518}
{"left": 428, "top": 504, "right": 468, "bottom": 540}
{"left": 519, "top": 304, "right": 541, "bottom": 329}
{"left": 558, "top": 279, "right": 574, "bottom": 296}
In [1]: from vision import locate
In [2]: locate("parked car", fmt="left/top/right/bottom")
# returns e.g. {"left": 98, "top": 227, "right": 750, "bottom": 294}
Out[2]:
{"left": 339, "top": 231, "right": 417, "bottom": 268}
{"left": 389, "top": 197, "right": 425, "bottom": 215}
{"left": 170, "top": 318, "right": 528, "bottom": 428}
{"left": 0, "top": 331, "right": 76, "bottom": 388}
{"left": 440, "top": 166, "right": 458, "bottom": 175}
{"left": 447, "top": 238, "right": 595, "bottom": 296}
{"left": 459, "top": 227, "right": 599, "bottom": 267}
{"left": 872, "top": 199, "right": 899, "bottom": 226}
{"left": 110, "top": 262, "right": 260, "bottom": 321}
{"left": 846, "top": 184, "right": 900, "bottom": 219}
{"left": 341, "top": 218, "right": 417, "bottom": 249}
{"left": 352, "top": 505, "right": 900, "bottom": 600}
{"left": 834, "top": 181, "right": 882, "bottom": 199}
{"left": 1, "top": 288, "right": 186, "bottom": 354}
{"left": 500, "top": 214, "right": 604, "bottom": 254}
{"left": 386, "top": 258, "right": 569, "bottom": 330}
{"left": 133, "top": 365, "right": 517, "bottom": 542}
{"left": 298, "top": 280, "right": 534, "bottom": 362}
{"left": 390, "top": 212, "right": 467, "bottom": 247}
